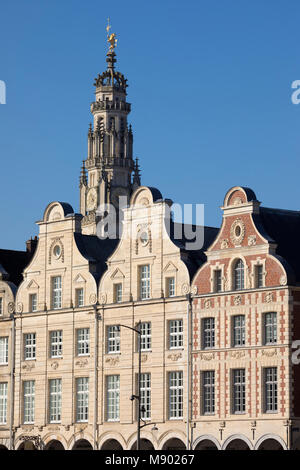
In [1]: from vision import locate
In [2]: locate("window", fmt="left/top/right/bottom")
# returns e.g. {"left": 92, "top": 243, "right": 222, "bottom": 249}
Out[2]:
{"left": 23, "top": 380, "right": 35, "bottom": 424}
{"left": 52, "top": 276, "right": 62, "bottom": 309}
{"left": 264, "top": 312, "right": 277, "bottom": 345}
{"left": 0, "top": 298, "right": 3, "bottom": 315}
{"left": 255, "top": 265, "right": 263, "bottom": 288}
{"left": 50, "top": 330, "right": 63, "bottom": 358}
{"left": 166, "top": 277, "right": 175, "bottom": 297}
{"left": 75, "top": 288, "right": 84, "bottom": 308}
{"left": 0, "top": 337, "right": 8, "bottom": 364}
{"left": 169, "top": 371, "right": 183, "bottom": 419}
{"left": 202, "top": 371, "right": 215, "bottom": 415}
{"left": 76, "top": 377, "right": 89, "bottom": 422}
{"left": 202, "top": 318, "right": 215, "bottom": 349}
{"left": 233, "top": 315, "right": 245, "bottom": 347}
{"left": 0, "top": 383, "right": 8, "bottom": 424}
{"left": 234, "top": 259, "right": 244, "bottom": 290}
{"left": 107, "top": 326, "right": 120, "bottom": 353}
{"left": 24, "top": 333, "right": 36, "bottom": 360}
{"left": 114, "top": 283, "right": 122, "bottom": 303}
{"left": 140, "top": 373, "right": 151, "bottom": 420}
{"left": 139, "top": 322, "right": 151, "bottom": 351}
{"left": 264, "top": 367, "right": 277, "bottom": 413}
{"left": 232, "top": 369, "right": 245, "bottom": 414}
{"left": 29, "top": 293, "right": 37, "bottom": 312}
{"left": 77, "top": 328, "right": 90, "bottom": 356}
{"left": 214, "top": 270, "right": 222, "bottom": 293}
{"left": 140, "top": 265, "right": 150, "bottom": 300}
{"left": 169, "top": 320, "right": 183, "bottom": 349}
{"left": 49, "top": 378, "right": 62, "bottom": 423}
{"left": 106, "top": 375, "right": 120, "bottom": 421}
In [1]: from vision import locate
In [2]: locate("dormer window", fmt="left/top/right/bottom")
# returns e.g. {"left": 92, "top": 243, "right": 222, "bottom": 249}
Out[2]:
{"left": 234, "top": 259, "right": 244, "bottom": 290}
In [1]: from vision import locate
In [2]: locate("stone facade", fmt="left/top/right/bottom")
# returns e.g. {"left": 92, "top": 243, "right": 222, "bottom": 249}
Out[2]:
{"left": 1, "top": 45, "right": 300, "bottom": 451}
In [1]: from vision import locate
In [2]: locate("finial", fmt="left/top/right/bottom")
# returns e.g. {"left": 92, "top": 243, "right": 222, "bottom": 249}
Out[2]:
{"left": 106, "top": 18, "right": 117, "bottom": 53}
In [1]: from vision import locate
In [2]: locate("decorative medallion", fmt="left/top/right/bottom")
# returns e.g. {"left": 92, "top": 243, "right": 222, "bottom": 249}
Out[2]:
{"left": 230, "top": 219, "right": 245, "bottom": 246}
{"left": 220, "top": 239, "right": 229, "bottom": 249}
{"left": 280, "top": 274, "right": 287, "bottom": 286}
{"left": 99, "top": 293, "right": 107, "bottom": 305}
{"left": 248, "top": 235, "right": 256, "bottom": 246}
{"left": 233, "top": 294, "right": 242, "bottom": 306}
{"left": 199, "top": 352, "right": 215, "bottom": 361}
{"left": 50, "top": 361, "right": 59, "bottom": 370}
{"left": 204, "top": 299, "right": 211, "bottom": 309}
{"left": 7, "top": 302, "right": 14, "bottom": 314}
{"left": 141, "top": 354, "right": 148, "bottom": 363}
{"left": 181, "top": 283, "right": 190, "bottom": 295}
{"left": 17, "top": 302, "right": 23, "bottom": 313}
{"left": 48, "top": 238, "right": 64, "bottom": 265}
{"left": 261, "top": 349, "right": 277, "bottom": 357}
{"left": 139, "top": 197, "right": 149, "bottom": 207}
{"left": 22, "top": 362, "right": 35, "bottom": 372}
{"left": 191, "top": 285, "right": 198, "bottom": 295}
{"left": 265, "top": 292, "right": 274, "bottom": 303}
{"left": 233, "top": 197, "right": 243, "bottom": 206}
{"left": 89, "top": 294, "right": 97, "bottom": 305}
{"left": 230, "top": 350, "right": 246, "bottom": 359}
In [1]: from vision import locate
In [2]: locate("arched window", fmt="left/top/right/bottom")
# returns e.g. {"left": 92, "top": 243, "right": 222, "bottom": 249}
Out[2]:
{"left": 234, "top": 259, "right": 244, "bottom": 290}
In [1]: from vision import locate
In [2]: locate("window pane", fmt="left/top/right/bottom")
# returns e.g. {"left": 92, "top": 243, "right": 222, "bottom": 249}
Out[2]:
{"left": 49, "top": 378, "right": 62, "bottom": 423}
{"left": 77, "top": 328, "right": 90, "bottom": 356}
{"left": 234, "top": 260, "right": 244, "bottom": 290}
{"left": 214, "top": 270, "right": 222, "bottom": 293}
{"left": 24, "top": 333, "right": 36, "bottom": 360}
{"left": 203, "top": 318, "right": 215, "bottom": 349}
{"left": 30, "top": 294, "right": 37, "bottom": 312}
{"left": 169, "top": 371, "right": 183, "bottom": 419}
{"left": 256, "top": 265, "right": 263, "bottom": 288}
{"left": 140, "top": 322, "right": 151, "bottom": 351}
{"left": 233, "top": 369, "right": 245, "bottom": 413}
{"left": 233, "top": 315, "right": 245, "bottom": 347}
{"left": 140, "top": 265, "right": 150, "bottom": 300}
{"left": 76, "top": 377, "right": 89, "bottom": 422}
{"left": 76, "top": 288, "right": 84, "bottom": 307}
{"left": 24, "top": 380, "right": 35, "bottom": 423}
{"left": 169, "top": 320, "right": 183, "bottom": 349}
{"left": 107, "top": 326, "right": 120, "bottom": 353}
{"left": 167, "top": 277, "right": 175, "bottom": 297}
{"left": 0, "top": 337, "right": 8, "bottom": 364}
{"left": 52, "top": 276, "right": 62, "bottom": 309}
{"left": 264, "top": 312, "right": 277, "bottom": 345}
{"left": 265, "top": 367, "right": 277, "bottom": 412}
{"left": 50, "top": 330, "right": 63, "bottom": 358}
{"left": 203, "top": 371, "right": 215, "bottom": 414}
{"left": 114, "top": 284, "right": 122, "bottom": 303}
{"left": 140, "top": 373, "right": 151, "bottom": 419}
{"left": 107, "top": 375, "right": 120, "bottom": 421}
{"left": 0, "top": 383, "right": 8, "bottom": 424}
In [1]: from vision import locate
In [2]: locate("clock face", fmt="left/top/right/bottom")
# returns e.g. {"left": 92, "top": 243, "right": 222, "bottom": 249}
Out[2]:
{"left": 87, "top": 188, "right": 97, "bottom": 211}
{"left": 111, "top": 187, "right": 128, "bottom": 208}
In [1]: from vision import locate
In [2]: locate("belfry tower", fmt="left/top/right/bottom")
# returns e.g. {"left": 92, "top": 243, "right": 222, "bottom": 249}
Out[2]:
{"left": 80, "top": 22, "right": 141, "bottom": 235}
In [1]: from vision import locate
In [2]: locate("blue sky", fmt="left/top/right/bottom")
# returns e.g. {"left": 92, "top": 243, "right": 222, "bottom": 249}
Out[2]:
{"left": 1, "top": 0, "right": 300, "bottom": 249}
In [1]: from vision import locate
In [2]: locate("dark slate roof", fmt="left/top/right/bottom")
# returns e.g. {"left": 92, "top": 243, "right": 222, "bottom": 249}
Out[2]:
{"left": 241, "top": 187, "right": 258, "bottom": 202}
{"left": 147, "top": 187, "right": 163, "bottom": 202}
{"left": 0, "top": 249, "right": 34, "bottom": 286}
{"left": 169, "top": 222, "right": 219, "bottom": 278}
{"left": 257, "top": 207, "right": 300, "bottom": 283}
{"left": 57, "top": 202, "right": 74, "bottom": 217}
{"left": 74, "top": 233, "right": 119, "bottom": 283}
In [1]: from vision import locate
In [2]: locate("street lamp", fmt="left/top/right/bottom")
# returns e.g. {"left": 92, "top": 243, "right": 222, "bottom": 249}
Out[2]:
{"left": 119, "top": 322, "right": 157, "bottom": 450}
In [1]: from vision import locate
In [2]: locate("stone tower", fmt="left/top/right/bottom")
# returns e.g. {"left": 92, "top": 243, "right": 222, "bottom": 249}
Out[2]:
{"left": 80, "top": 28, "right": 141, "bottom": 236}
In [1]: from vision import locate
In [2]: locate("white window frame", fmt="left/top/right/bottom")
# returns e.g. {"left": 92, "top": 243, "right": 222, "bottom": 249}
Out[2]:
{"left": 75, "top": 288, "right": 84, "bottom": 308}
{"left": 139, "top": 265, "right": 150, "bottom": 300}
{"left": 23, "top": 380, "right": 35, "bottom": 424}
{"left": 114, "top": 283, "right": 123, "bottom": 303}
{"left": 50, "top": 330, "right": 63, "bottom": 358}
{"left": 77, "top": 328, "right": 90, "bottom": 356}
{"left": 49, "top": 378, "right": 62, "bottom": 423}
{"left": 0, "top": 337, "right": 8, "bottom": 364}
{"left": 232, "top": 369, "right": 246, "bottom": 414}
{"left": 202, "top": 370, "right": 215, "bottom": 415}
{"left": 0, "top": 382, "right": 8, "bottom": 424}
{"left": 234, "top": 259, "right": 244, "bottom": 290}
{"left": 76, "top": 377, "right": 89, "bottom": 422}
{"left": 202, "top": 317, "right": 215, "bottom": 349}
{"left": 24, "top": 333, "right": 36, "bottom": 361}
{"left": 169, "top": 371, "right": 183, "bottom": 419}
{"left": 139, "top": 322, "right": 151, "bottom": 351}
{"left": 140, "top": 373, "right": 151, "bottom": 420}
{"left": 233, "top": 315, "right": 245, "bottom": 347}
{"left": 166, "top": 277, "right": 175, "bottom": 297}
{"left": 29, "top": 293, "right": 37, "bottom": 312}
{"left": 264, "top": 312, "right": 277, "bottom": 345}
{"left": 107, "top": 326, "right": 120, "bottom": 354}
{"left": 264, "top": 367, "right": 277, "bottom": 413}
{"left": 106, "top": 375, "right": 120, "bottom": 422}
{"left": 52, "top": 276, "right": 62, "bottom": 309}
{"left": 169, "top": 319, "right": 183, "bottom": 349}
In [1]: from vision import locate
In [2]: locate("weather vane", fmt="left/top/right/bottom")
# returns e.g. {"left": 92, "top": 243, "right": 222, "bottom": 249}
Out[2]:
{"left": 106, "top": 17, "right": 117, "bottom": 52}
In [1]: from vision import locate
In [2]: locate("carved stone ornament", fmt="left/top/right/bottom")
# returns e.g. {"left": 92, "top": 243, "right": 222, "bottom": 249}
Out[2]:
{"left": 230, "top": 350, "right": 246, "bottom": 359}
{"left": 168, "top": 352, "right": 182, "bottom": 361}
{"left": 265, "top": 292, "right": 274, "bottom": 303}
{"left": 105, "top": 356, "right": 119, "bottom": 366}
{"left": 89, "top": 293, "right": 97, "bottom": 305}
{"left": 22, "top": 362, "right": 35, "bottom": 372}
{"left": 50, "top": 361, "right": 59, "bottom": 370}
{"left": 280, "top": 274, "right": 287, "bottom": 286}
{"left": 181, "top": 283, "right": 190, "bottom": 295}
{"left": 261, "top": 349, "right": 277, "bottom": 357}
{"left": 139, "top": 197, "right": 150, "bottom": 207}
{"left": 220, "top": 239, "right": 229, "bottom": 249}
{"left": 248, "top": 235, "right": 256, "bottom": 246}
{"left": 17, "top": 302, "right": 23, "bottom": 313}
{"left": 230, "top": 219, "right": 245, "bottom": 246}
{"left": 199, "top": 352, "right": 215, "bottom": 361}
{"left": 233, "top": 197, "right": 243, "bottom": 206}
{"left": 75, "top": 358, "right": 88, "bottom": 368}
{"left": 204, "top": 299, "right": 211, "bottom": 309}
{"left": 191, "top": 285, "right": 198, "bottom": 295}
{"left": 99, "top": 293, "right": 107, "bottom": 305}
{"left": 48, "top": 237, "right": 64, "bottom": 265}
{"left": 233, "top": 294, "right": 242, "bottom": 306}
{"left": 7, "top": 302, "right": 14, "bottom": 314}
{"left": 141, "top": 354, "right": 148, "bottom": 363}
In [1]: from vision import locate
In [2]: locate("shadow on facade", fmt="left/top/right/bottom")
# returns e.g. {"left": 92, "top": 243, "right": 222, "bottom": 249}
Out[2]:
{"left": 194, "top": 439, "right": 218, "bottom": 450}
{"left": 72, "top": 439, "right": 93, "bottom": 450}
{"left": 45, "top": 440, "right": 65, "bottom": 450}
{"left": 257, "top": 439, "right": 284, "bottom": 450}
{"left": 130, "top": 439, "right": 155, "bottom": 450}
{"left": 162, "top": 438, "right": 186, "bottom": 450}
{"left": 100, "top": 439, "right": 123, "bottom": 450}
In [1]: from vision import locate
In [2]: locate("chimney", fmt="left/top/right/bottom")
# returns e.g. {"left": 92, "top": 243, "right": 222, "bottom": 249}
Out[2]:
{"left": 26, "top": 236, "right": 38, "bottom": 254}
